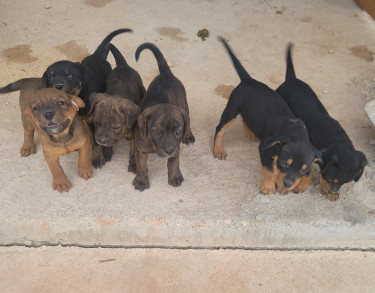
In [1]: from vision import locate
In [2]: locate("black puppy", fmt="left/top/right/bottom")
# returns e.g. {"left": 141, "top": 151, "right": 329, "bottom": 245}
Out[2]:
{"left": 214, "top": 37, "right": 321, "bottom": 194}
{"left": 133, "top": 43, "right": 195, "bottom": 191}
{"left": 276, "top": 44, "right": 367, "bottom": 201}
{"left": 42, "top": 28, "right": 132, "bottom": 116}
{"left": 87, "top": 43, "right": 145, "bottom": 169}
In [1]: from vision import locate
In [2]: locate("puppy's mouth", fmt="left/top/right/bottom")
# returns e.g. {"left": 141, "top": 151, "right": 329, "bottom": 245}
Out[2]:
{"left": 46, "top": 119, "right": 70, "bottom": 134}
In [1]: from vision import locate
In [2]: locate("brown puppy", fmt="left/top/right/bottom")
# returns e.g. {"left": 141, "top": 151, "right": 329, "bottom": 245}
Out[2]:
{"left": 134, "top": 43, "right": 195, "bottom": 191}
{"left": 31, "top": 88, "right": 93, "bottom": 192}
{"left": 0, "top": 78, "right": 45, "bottom": 156}
{"left": 87, "top": 44, "right": 144, "bottom": 170}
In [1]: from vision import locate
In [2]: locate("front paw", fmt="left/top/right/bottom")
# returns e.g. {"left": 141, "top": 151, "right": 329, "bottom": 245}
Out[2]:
{"left": 168, "top": 172, "right": 184, "bottom": 187}
{"left": 260, "top": 183, "right": 276, "bottom": 194}
{"left": 79, "top": 165, "right": 93, "bottom": 180}
{"left": 20, "top": 143, "right": 36, "bottom": 157}
{"left": 183, "top": 135, "right": 195, "bottom": 145}
{"left": 133, "top": 175, "right": 150, "bottom": 192}
{"left": 92, "top": 156, "right": 106, "bottom": 169}
{"left": 277, "top": 185, "right": 290, "bottom": 195}
{"left": 323, "top": 190, "right": 339, "bottom": 201}
{"left": 213, "top": 148, "right": 227, "bottom": 160}
{"left": 128, "top": 162, "right": 136, "bottom": 174}
{"left": 103, "top": 146, "right": 113, "bottom": 162}
{"left": 52, "top": 176, "right": 72, "bottom": 192}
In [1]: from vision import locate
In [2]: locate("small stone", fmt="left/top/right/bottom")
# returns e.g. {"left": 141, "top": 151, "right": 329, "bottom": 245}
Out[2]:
{"left": 323, "top": 89, "right": 329, "bottom": 94}
{"left": 370, "top": 139, "right": 375, "bottom": 145}
{"left": 44, "top": 5, "right": 52, "bottom": 9}
{"left": 2, "top": 23, "right": 7, "bottom": 26}
{"left": 328, "top": 49, "right": 335, "bottom": 54}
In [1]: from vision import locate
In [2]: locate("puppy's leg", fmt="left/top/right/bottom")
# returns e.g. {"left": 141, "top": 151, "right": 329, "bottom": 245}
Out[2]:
{"left": 103, "top": 146, "right": 113, "bottom": 162}
{"left": 78, "top": 138, "right": 93, "bottom": 180}
{"left": 213, "top": 98, "right": 241, "bottom": 160}
{"left": 128, "top": 139, "right": 136, "bottom": 174}
{"left": 168, "top": 154, "right": 184, "bottom": 187}
{"left": 292, "top": 171, "right": 312, "bottom": 193}
{"left": 259, "top": 153, "right": 276, "bottom": 194}
{"left": 320, "top": 174, "right": 339, "bottom": 201}
{"left": 20, "top": 112, "right": 36, "bottom": 157}
{"left": 133, "top": 149, "right": 150, "bottom": 191}
{"left": 43, "top": 150, "right": 72, "bottom": 192}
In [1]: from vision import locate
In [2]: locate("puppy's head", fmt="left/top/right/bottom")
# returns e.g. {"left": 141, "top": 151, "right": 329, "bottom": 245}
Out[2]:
{"left": 87, "top": 93, "right": 140, "bottom": 146}
{"left": 42, "top": 60, "right": 90, "bottom": 96}
{"left": 31, "top": 88, "right": 85, "bottom": 136}
{"left": 319, "top": 148, "right": 367, "bottom": 194}
{"left": 261, "top": 135, "right": 321, "bottom": 191}
{"left": 137, "top": 104, "right": 192, "bottom": 158}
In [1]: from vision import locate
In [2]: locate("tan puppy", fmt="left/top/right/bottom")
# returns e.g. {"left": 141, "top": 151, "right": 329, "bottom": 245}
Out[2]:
{"left": 0, "top": 78, "right": 45, "bottom": 156}
{"left": 31, "top": 88, "right": 93, "bottom": 192}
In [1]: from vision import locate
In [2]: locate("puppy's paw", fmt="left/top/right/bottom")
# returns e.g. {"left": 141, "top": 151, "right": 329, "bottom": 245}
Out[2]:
{"left": 323, "top": 191, "right": 339, "bottom": 202}
{"left": 20, "top": 143, "right": 36, "bottom": 157}
{"left": 213, "top": 149, "right": 227, "bottom": 160}
{"left": 128, "top": 162, "right": 136, "bottom": 174}
{"left": 133, "top": 175, "right": 150, "bottom": 192}
{"left": 292, "top": 184, "right": 308, "bottom": 194}
{"left": 103, "top": 147, "right": 113, "bottom": 162}
{"left": 168, "top": 172, "right": 184, "bottom": 187}
{"left": 277, "top": 185, "right": 290, "bottom": 195}
{"left": 260, "top": 183, "right": 276, "bottom": 194}
{"left": 92, "top": 157, "right": 106, "bottom": 169}
{"left": 183, "top": 135, "right": 195, "bottom": 145}
{"left": 79, "top": 165, "right": 93, "bottom": 180}
{"left": 52, "top": 176, "right": 72, "bottom": 192}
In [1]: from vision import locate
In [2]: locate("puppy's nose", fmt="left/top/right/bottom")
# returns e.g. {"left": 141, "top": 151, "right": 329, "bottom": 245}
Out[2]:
{"left": 55, "top": 83, "right": 64, "bottom": 90}
{"left": 284, "top": 177, "right": 295, "bottom": 188}
{"left": 164, "top": 146, "right": 174, "bottom": 154}
{"left": 97, "top": 137, "right": 106, "bottom": 145}
{"left": 43, "top": 111, "right": 54, "bottom": 121}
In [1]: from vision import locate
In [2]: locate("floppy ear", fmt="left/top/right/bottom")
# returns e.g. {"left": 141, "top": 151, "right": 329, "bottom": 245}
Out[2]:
{"left": 87, "top": 93, "right": 103, "bottom": 116}
{"left": 312, "top": 145, "right": 323, "bottom": 163}
{"left": 42, "top": 71, "right": 49, "bottom": 86}
{"left": 260, "top": 137, "right": 288, "bottom": 153}
{"left": 354, "top": 151, "right": 367, "bottom": 182}
{"left": 68, "top": 95, "right": 85, "bottom": 111}
{"left": 320, "top": 152, "right": 338, "bottom": 173}
{"left": 137, "top": 107, "right": 154, "bottom": 137}
{"left": 120, "top": 99, "right": 141, "bottom": 129}
{"left": 178, "top": 107, "right": 195, "bottom": 145}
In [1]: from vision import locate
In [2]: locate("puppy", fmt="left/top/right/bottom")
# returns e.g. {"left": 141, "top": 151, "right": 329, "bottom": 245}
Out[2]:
{"left": 31, "top": 88, "right": 93, "bottom": 192}
{"left": 42, "top": 28, "right": 132, "bottom": 116}
{"left": 87, "top": 43, "right": 145, "bottom": 169}
{"left": 133, "top": 43, "right": 195, "bottom": 191}
{"left": 214, "top": 37, "right": 321, "bottom": 194}
{"left": 276, "top": 44, "right": 367, "bottom": 201}
{"left": 0, "top": 78, "right": 45, "bottom": 156}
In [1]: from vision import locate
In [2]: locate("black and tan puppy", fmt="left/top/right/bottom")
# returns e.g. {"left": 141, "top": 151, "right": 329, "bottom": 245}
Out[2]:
{"left": 214, "top": 37, "right": 321, "bottom": 194}
{"left": 276, "top": 44, "right": 367, "bottom": 201}
{"left": 42, "top": 28, "right": 132, "bottom": 116}
{"left": 0, "top": 78, "right": 45, "bottom": 156}
{"left": 87, "top": 43, "right": 145, "bottom": 169}
{"left": 133, "top": 43, "right": 195, "bottom": 191}
{"left": 31, "top": 88, "right": 93, "bottom": 192}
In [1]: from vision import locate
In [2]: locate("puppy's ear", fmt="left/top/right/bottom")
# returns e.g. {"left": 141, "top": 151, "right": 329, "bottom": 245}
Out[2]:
{"left": 42, "top": 71, "right": 49, "bottom": 86}
{"left": 69, "top": 95, "right": 85, "bottom": 111}
{"left": 320, "top": 152, "right": 338, "bottom": 173}
{"left": 354, "top": 151, "right": 367, "bottom": 182}
{"left": 179, "top": 108, "right": 195, "bottom": 145}
{"left": 260, "top": 137, "right": 288, "bottom": 153}
{"left": 87, "top": 93, "right": 103, "bottom": 116}
{"left": 120, "top": 100, "right": 141, "bottom": 129}
{"left": 137, "top": 107, "right": 153, "bottom": 137}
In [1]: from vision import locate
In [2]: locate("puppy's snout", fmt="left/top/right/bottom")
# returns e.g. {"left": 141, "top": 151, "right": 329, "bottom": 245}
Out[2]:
{"left": 284, "top": 177, "right": 295, "bottom": 188}
{"left": 164, "top": 146, "right": 175, "bottom": 155}
{"left": 43, "top": 111, "right": 54, "bottom": 121}
{"left": 55, "top": 83, "right": 64, "bottom": 90}
{"left": 96, "top": 137, "right": 107, "bottom": 145}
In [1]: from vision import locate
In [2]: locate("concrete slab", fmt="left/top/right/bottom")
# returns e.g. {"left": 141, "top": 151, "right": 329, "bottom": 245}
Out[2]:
{"left": 0, "top": 0, "right": 375, "bottom": 249}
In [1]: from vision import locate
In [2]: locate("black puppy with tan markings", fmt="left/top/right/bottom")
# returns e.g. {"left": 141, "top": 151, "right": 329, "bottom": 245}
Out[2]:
{"left": 214, "top": 37, "right": 321, "bottom": 194}
{"left": 42, "top": 28, "right": 132, "bottom": 116}
{"left": 277, "top": 44, "right": 367, "bottom": 201}
{"left": 31, "top": 88, "right": 93, "bottom": 192}
{"left": 87, "top": 43, "right": 145, "bottom": 169}
{"left": 133, "top": 43, "right": 195, "bottom": 191}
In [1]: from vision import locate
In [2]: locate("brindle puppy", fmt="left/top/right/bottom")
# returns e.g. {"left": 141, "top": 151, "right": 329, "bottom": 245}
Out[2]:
{"left": 133, "top": 43, "right": 195, "bottom": 191}
{"left": 42, "top": 28, "right": 132, "bottom": 116}
{"left": 87, "top": 44, "right": 145, "bottom": 169}
{"left": 0, "top": 78, "right": 45, "bottom": 156}
{"left": 31, "top": 88, "right": 93, "bottom": 192}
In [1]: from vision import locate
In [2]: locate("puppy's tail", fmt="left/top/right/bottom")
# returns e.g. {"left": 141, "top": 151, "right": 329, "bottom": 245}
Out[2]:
{"left": 285, "top": 43, "right": 296, "bottom": 81}
{"left": 218, "top": 37, "right": 251, "bottom": 82}
{"left": 107, "top": 43, "right": 128, "bottom": 66}
{"left": 0, "top": 78, "right": 28, "bottom": 93}
{"left": 135, "top": 43, "right": 171, "bottom": 75}
{"left": 93, "top": 28, "right": 133, "bottom": 58}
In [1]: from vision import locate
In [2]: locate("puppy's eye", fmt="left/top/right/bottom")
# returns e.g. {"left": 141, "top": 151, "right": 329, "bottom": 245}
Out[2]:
{"left": 175, "top": 129, "right": 182, "bottom": 136}
{"left": 113, "top": 125, "right": 121, "bottom": 130}
{"left": 57, "top": 101, "right": 64, "bottom": 106}
{"left": 49, "top": 76, "right": 54, "bottom": 80}
{"left": 151, "top": 129, "right": 160, "bottom": 136}
{"left": 66, "top": 73, "right": 73, "bottom": 78}
{"left": 33, "top": 105, "right": 40, "bottom": 111}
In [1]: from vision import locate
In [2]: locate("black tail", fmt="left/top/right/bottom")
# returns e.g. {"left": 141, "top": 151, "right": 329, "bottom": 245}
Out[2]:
{"left": 285, "top": 43, "right": 296, "bottom": 80}
{"left": 107, "top": 43, "right": 127, "bottom": 66}
{"left": 93, "top": 28, "right": 133, "bottom": 58}
{"left": 218, "top": 37, "right": 251, "bottom": 82}
{"left": 0, "top": 78, "right": 27, "bottom": 93}
{"left": 135, "top": 43, "right": 171, "bottom": 74}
